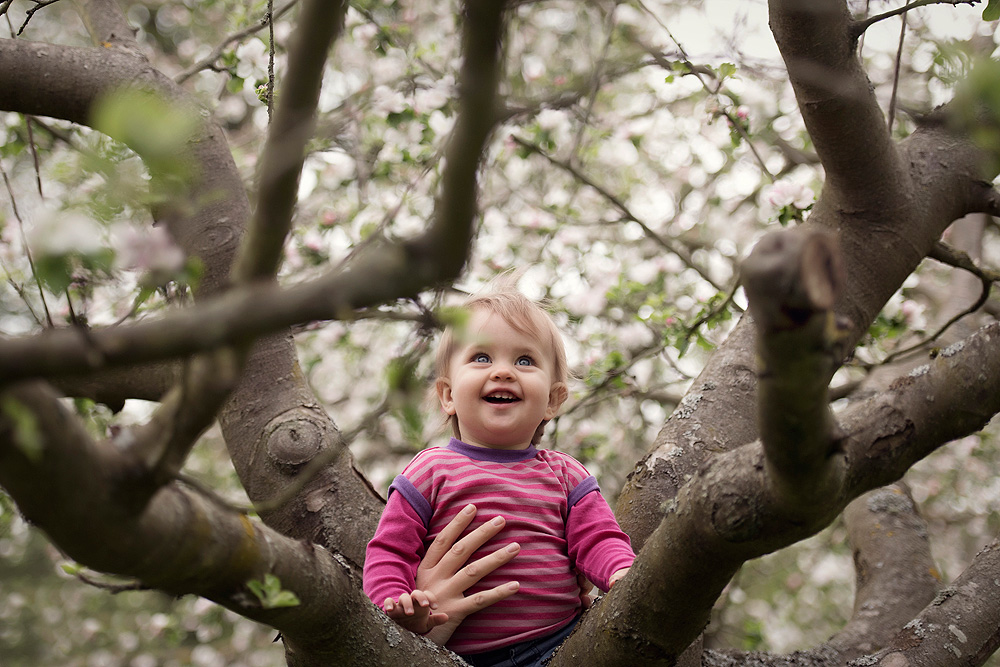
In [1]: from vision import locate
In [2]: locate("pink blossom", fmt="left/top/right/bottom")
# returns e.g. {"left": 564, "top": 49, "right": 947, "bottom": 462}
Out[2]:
{"left": 764, "top": 180, "right": 814, "bottom": 209}
{"left": 114, "top": 225, "right": 186, "bottom": 277}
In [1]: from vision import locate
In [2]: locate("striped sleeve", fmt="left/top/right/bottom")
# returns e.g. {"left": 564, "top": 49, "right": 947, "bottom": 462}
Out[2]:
{"left": 362, "top": 483, "right": 428, "bottom": 609}
{"left": 555, "top": 454, "right": 636, "bottom": 591}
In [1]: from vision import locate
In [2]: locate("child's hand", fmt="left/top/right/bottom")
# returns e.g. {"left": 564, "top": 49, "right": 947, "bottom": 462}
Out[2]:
{"left": 576, "top": 572, "right": 595, "bottom": 609}
{"left": 608, "top": 567, "right": 629, "bottom": 588}
{"left": 383, "top": 589, "right": 448, "bottom": 635}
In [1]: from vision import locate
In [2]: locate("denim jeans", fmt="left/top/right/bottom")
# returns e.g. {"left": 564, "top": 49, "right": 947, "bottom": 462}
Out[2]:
{"left": 459, "top": 617, "right": 579, "bottom": 667}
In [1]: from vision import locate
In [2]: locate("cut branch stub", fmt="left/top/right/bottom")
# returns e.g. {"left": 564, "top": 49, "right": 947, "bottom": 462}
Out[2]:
{"left": 743, "top": 227, "right": 847, "bottom": 511}
{"left": 742, "top": 227, "right": 844, "bottom": 330}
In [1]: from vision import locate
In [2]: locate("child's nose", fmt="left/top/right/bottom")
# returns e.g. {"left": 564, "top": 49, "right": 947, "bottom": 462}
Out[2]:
{"left": 491, "top": 363, "right": 514, "bottom": 380}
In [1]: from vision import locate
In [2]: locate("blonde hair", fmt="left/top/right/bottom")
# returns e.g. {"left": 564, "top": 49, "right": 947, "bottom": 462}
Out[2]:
{"left": 435, "top": 281, "right": 568, "bottom": 444}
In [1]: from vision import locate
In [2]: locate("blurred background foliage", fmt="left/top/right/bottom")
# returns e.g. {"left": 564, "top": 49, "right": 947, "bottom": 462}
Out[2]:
{"left": 2, "top": 0, "right": 999, "bottom": 664}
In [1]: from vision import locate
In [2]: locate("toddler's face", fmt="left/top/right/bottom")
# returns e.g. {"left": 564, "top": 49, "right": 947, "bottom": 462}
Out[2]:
{"left": 436, "top": 309, "right": 565, "bottom": 450}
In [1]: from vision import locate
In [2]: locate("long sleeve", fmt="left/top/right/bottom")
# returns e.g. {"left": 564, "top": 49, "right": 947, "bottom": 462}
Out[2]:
{"left": 362, "top": 488, "right": 428, "bottom": 608}
{"left": 565, "top": 490, "right": 635, "bottom": 591}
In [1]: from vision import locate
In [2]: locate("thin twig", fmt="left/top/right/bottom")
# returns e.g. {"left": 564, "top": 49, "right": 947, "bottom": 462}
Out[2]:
{"left": 267, "top": 0, "right": 275, "bottom": 123}
{"left": 676, "top": 277, "right": 743, "bottom": 354}
{"left": 887, "top": 12, "right": 907, "bottom": 132}
{"left": 0, "top": 160, "right": 53, "bottom": 327}
{"left": 852, "top": 0, "right": 977, "bottom": 38}
{"left": 857, "top": 0, "right": 872, "bottom": 54}
{"left": 877, "top": 240, "right": 999, "bottom": 364}
{"left": 568, "top": 3, "right": 616, "bottom": 167}
{"left": 880, "top": 277, "right": 990, "bottom": 364}
{"left": 18, "top": 0, "right": 64, "bottom": 35}
{"left": 510, "top": 135, "right": 725, "bottom": 292}
{"left": 24, "top": 118, "right": 43, "bottom": 197}
{"left": 633, "top": 0, "right": 774, "bottom": 181}
{"left": 174, "top": 0, "right": 299, "bottom": 84}
{"left": 74, "top": 570, "right": 148, "bottom": 594}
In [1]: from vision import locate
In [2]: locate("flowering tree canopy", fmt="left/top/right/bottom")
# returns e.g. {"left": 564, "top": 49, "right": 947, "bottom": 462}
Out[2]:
{"left": 2, "top": 0, "right": 1000, "bottom": 665}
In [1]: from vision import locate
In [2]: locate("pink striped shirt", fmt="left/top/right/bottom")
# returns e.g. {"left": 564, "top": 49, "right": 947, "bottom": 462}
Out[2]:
{"left": 363, "top": 438, "right": 635, "bottom": 655}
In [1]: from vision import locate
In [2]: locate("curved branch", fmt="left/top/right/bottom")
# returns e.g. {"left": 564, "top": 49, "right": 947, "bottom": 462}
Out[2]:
{"left": 0, "top": 381, "right": 462, "bottom": 667}
{"left": 583, "top": 315, "right": 1000, "bottom": 667}
{"left": 857, "top": 536, "right": 1000, "bottom": 666}
{"left": 703, "top": 483, "right": 940, "bottom": 666}
{"left": 830, "top": 484, "right": 940, "bottom": 655}
{"left": 232, "top": 0, "right": 348, "bottom": 283}
{"left": 850, "top": 0, "right": 979, "bottom": 40}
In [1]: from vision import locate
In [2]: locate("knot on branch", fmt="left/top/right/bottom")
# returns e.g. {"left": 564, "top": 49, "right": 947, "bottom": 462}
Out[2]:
{"left": 262, "top": 408, "right": 330, "bottom": 472}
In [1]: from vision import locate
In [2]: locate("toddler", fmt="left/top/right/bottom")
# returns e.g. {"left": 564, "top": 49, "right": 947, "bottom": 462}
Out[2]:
{"left": 363, "top": 284, "right": 635, "bottom": 666}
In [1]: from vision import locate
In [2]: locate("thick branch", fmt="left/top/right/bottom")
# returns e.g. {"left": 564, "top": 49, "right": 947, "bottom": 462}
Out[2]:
{"left": 769, "top": 0, "right": 906, "bottom": 212}
{"left": 50, "top": 361, "right": 179, "bottom": 405}
{"left": 855, "top": 537, "right": 1000, "bottom": 666}
{"left": 593, "top": 319, "right": 1000, "bottom": 666}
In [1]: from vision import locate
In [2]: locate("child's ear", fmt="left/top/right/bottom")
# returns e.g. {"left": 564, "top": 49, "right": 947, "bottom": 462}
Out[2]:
{"left": 436, "top": 377, "right": 457, "bottom": 415}
{"left": 545, "top": 382, "right": 568, "bottom": 419}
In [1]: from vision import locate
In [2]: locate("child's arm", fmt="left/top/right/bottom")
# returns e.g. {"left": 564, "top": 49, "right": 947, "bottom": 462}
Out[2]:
{"left": 566, "top": 490, "right": 636, "bottom": 592}
{"left": 363, "top": 491, "right": 427, "bottom": 612}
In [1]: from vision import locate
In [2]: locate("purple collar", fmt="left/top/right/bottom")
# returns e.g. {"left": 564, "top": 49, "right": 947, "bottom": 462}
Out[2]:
{"left": 446, "top": 437, "right": 539, "bottom": 462}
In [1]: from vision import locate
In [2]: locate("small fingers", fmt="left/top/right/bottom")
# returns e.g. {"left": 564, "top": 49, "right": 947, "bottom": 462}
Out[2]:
{"left": 411, "top": 589, "right": 437, "bottom": 611}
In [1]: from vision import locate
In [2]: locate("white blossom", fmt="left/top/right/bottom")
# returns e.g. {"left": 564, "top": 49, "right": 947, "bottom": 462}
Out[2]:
{"left": 371, "top": 85, "right": 407, "bottom": 115}
{"left": 27, "top": 207, "right": 104, "bottom": 257}
{"left": 112, "top": 224, "right": 186, "bottom": 277}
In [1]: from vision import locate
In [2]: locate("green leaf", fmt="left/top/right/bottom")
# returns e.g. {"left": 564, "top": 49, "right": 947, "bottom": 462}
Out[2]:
{"left": 984, "top": 0, "right": 1000, "bottom": 21}
{"left": 436, "top": 306, "right": 470, "bottom": 330}
{"left": 33, "top": 254, "right": 75, "bottom": 294}
{"left": 1, "top": 397, "right": 44, "bottom": 462}
{"left": 90, "top": 88, "right": 199, "bottom": 178}
{"left": 61, "top": 562, "right": 84, "bottom": 576}
{"left": 247, "top": 574, "right": 301, "bottom": 609}
{"left": 717, "top": 62, "right": 737, "bottom": 80}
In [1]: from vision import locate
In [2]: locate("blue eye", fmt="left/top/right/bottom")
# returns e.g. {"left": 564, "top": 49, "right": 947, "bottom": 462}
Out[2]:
{"left": 473, "top": 353, "right": 490, "bottom": 363}
{"left": 516, "top": 356, "right": 533, "bottom": 366}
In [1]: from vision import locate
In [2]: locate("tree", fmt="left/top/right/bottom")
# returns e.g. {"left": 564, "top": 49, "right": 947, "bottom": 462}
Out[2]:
{"left": 1, "top": 0, "right": 1000, "bottom": 665}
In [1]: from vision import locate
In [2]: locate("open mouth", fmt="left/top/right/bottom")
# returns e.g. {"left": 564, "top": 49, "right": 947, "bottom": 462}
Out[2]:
{"left": 483, "top": 392, "right": 520, "bottom": 404}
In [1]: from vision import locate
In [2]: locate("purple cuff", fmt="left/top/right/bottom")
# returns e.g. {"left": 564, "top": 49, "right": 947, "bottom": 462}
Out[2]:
{"left": 567, "top": 475, "right": 599, "bottom": 510}
{"left": 388, "top": 475, "right": 432, "bottom": 528}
